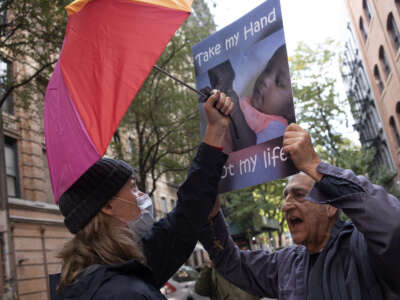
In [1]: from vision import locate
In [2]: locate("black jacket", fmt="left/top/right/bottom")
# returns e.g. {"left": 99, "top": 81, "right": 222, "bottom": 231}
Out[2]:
{"left": 49, "top": 143, "right": 228, "bottom": 299}
{"left": 50, "top": 261, "right": 165, "bottom": 300}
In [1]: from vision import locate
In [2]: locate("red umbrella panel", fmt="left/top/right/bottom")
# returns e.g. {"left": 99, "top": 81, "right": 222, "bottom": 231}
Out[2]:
{"left": 44, "top": 0, "right": 192, "bottom": 202}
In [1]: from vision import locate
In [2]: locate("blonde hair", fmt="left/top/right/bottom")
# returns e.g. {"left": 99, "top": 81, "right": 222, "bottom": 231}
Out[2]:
{"left": 57, "top": 211, "right": 146, "bottom": 292}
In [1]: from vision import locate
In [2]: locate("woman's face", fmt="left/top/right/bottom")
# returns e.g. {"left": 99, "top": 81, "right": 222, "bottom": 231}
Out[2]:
{"left": 107, "top": 177, "right": 142, "bottom": 223}
{"left": 251, "top": 47, "right": 293, "bottom": 119}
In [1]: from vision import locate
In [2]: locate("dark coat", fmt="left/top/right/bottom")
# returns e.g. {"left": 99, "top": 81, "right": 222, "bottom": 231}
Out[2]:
{"left": 200, "top": 162, "right": 400, "bottom": 300}
{"left": 195, "top": 265, "right": 259, "bottom": 300}
{"left": 49, "top": 143, "right": 228, "bottom": 299}
{"left": 50, "top": 261, "right": 165, "bottom": 300}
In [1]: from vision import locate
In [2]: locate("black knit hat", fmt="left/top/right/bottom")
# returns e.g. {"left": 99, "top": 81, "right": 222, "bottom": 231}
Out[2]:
{"left": 59, "top": 158, "right": 133, "bottom": 233}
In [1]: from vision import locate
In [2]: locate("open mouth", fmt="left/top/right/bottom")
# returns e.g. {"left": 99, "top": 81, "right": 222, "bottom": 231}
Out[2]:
{"left": 288, "top": 217, "right": 303, "bottom": 228}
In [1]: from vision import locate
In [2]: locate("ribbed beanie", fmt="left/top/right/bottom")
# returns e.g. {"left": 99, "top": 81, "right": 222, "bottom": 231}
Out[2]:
{"left": 59, "top": 158, "right": 133, "bottom": 233}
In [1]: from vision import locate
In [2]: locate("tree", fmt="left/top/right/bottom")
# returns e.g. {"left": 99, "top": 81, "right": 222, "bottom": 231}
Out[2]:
{"left": 291, "top": 40, "right": 398, "bottom": 191}
{"left": 224, "top": 179, "right": 288, "bottom": 248}
{"left": 0, "top": 0, "right": 68, "bottom": 109}
{"left": 110, "top": 0, "right": 216, "bottom": 196}
{"left": 290, "top": 40, "right": 359, "bottom": 167}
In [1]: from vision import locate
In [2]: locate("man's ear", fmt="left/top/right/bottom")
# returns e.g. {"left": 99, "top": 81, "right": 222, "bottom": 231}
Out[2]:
{"left": 326, "top": 205, "right": 337, "bottom": 219}
{"left": 101, "top": 201, "right": 114, "bottom": 216}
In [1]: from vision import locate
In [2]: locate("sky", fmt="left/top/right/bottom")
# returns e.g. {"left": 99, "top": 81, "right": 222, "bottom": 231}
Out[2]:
{"left": 205, "top": 0, "right": 359, "bottom": 141}
{"left": 208, "top": 0, "right": 348, "bottom": 53}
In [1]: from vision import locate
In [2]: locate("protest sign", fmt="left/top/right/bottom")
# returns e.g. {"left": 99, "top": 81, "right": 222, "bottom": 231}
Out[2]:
{"left": 193, "top": 0, "right": 297, "bottom": 193}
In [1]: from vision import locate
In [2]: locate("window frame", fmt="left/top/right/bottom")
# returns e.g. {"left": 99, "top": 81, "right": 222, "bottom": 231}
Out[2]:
{"left": 373, "top": 65, "right": 384, "bottom": 93}
{"left": 379, "top": 46, "right": 391, "bottom": 78}
{"left": 359, "top": 17, "right": 368, "bottom": 42}
{"left": 160, "top": 196, "right": 167, "bottom": 213}
{"left": 387, "top": 13, "right": 400, "bottom": 51}
{"left": 0, "top": 59, "right": 14, "bottom": 115}
{"left": 362, "top": 0, "right": 372, "bottom": 23}
{"left": 4, "top": 136, "right": 20, "bottom": 198}
{"left": 390, "top": 116, "right": 400, "bottom": 147}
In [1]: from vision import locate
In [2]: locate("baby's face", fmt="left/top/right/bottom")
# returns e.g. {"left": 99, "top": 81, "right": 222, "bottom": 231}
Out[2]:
{"left": 251, "top": 48, "right": 293, "bottom": 119}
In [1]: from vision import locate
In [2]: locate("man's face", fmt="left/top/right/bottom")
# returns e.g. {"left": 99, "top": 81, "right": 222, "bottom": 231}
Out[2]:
{"left": 282, "top": 173, "right": 332, "bottom": 250}
{"left": 251, "top": 47, "right": 293, "bottom": 120}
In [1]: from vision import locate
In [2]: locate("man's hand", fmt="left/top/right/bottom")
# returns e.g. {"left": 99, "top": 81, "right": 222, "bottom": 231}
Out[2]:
{"left": 203, "top": 91, "right": 234, "bottom": 148}
{"left": 283, "top": 124, "right": 323, "bottom": 182}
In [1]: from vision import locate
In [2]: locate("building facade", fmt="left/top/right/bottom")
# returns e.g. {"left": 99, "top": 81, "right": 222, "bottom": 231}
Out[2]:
{"left": 345, "top": 0, "right": 400, "bottom": 179}
{"left": 342, "top": 23, "right": 396, "bottom": 174}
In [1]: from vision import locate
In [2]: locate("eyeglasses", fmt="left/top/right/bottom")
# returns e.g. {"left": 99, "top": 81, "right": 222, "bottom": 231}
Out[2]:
{"left": 281, "top": 193, "right": 308, "bottom": 210}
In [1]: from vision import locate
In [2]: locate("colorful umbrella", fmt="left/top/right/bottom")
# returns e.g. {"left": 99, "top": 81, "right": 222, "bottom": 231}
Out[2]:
{"left": 44, "top": 0, "right": 193, "bottom": 202}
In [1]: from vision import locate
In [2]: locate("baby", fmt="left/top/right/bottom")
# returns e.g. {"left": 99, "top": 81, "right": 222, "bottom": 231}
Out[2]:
{"left": 240, "top": 45, "right": 295, "bottom": 144}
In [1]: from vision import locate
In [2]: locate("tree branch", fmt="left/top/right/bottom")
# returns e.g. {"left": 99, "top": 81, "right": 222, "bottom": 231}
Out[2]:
{"left": 0, "top": 58, "right": 57, "bottom": 109}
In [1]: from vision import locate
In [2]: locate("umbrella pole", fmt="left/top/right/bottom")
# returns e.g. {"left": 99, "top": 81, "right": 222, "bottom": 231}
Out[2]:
{"left": 153, "top": 65, "right": 239, "bottom": 139}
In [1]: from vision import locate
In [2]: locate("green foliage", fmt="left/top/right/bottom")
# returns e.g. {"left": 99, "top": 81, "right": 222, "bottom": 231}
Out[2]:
{"left": 111, "top": 0, "right": 216, "bottom": 195}
{"left": 0, "top": 0, "right": 68, "bottom": 110}
{"left": 291, "top": 41, "right": 397, "bottom": 186}
{"left": 224, "top": 179, "right": 288, "bottom": 246}
{"left": 290, "top": 40, "right": 351, "bottom": 166}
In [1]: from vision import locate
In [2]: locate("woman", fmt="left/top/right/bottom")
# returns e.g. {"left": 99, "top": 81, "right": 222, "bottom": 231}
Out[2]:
{"left": 49, "top": 92, "right": 234, "bottom": 299}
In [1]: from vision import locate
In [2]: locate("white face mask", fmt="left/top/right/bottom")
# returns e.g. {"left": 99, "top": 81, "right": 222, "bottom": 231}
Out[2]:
{"left": 115, "top": 193, "right": 154, "bottom": 238}
{"left": 129, "top": 193, "right": 154, "bottom": 238}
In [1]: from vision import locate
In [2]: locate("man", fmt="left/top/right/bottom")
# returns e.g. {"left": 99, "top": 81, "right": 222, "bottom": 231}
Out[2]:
{"left": 200, "top": 123, "right": 400, "bottom": 300}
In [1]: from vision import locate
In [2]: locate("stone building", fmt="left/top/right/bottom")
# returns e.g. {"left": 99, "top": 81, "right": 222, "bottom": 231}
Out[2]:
{"left": 342, "top": 23, "right": 396, "bottom": 174}
{"left": 345, "top": 0, "right": 400, "bottom": 179}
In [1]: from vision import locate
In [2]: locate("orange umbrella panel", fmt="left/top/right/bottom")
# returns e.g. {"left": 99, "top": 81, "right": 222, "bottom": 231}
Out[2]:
{"left": 66, "top": 0, "right": 193, "bottom": 16}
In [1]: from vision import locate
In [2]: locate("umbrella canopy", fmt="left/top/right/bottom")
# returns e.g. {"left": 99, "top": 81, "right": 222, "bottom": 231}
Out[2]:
{"left": 45, "top": 0, "right": 192, "bottom": 202}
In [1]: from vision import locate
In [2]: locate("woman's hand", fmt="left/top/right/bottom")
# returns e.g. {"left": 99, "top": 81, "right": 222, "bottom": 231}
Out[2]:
{"left": 203, "top": 91, "right": 234, "bottom": 147}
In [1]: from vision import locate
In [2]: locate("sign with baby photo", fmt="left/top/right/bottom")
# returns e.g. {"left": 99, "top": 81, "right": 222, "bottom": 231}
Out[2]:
{"left": 192, "top": 0, "right": 297, "bottom": 193}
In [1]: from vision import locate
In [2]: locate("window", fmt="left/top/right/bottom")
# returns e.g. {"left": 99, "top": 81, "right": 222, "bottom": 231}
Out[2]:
{"left": 379, "top": 46, "right": 391, "bottom": 78}
{"left": 0, "top": 1, "right": 7, "bottom": 36}
{"left": 128, "top": 136, "right": 135, "bottom": 154}
{"left": 4, "top": 137, "right": 19, "bottom": 197}
{"left": 193, "top": 252, "right": 199, "bottom": 266}
{"left": 42, "top": 149, "right": 54, "bottom": 203}
{"left": 396, "top": 101, "right": 400, "bottom": 117}
{"left": 170, "top": 199, "right": 176, "bottom": 208}
{"left": 387, "top": 13, "right": 400, "bottom": 50}
{"left": 373, "top": 65, "right": 384, "bottom": 93}
{"left": 396, "top": 0, "right": 400, "bottom": 16}
{"left": 363, "top": 0, "right": 372, "bottom": 23}
{"left": 200, "top": 251, "right": 204, "bottom": 265}
{"left": 359, "top": 17, "right": 368, "bottom": 42}
{"left": 390, "top": 117, "right": 400, "bottom": 147}
{"left": 160, "top": 196, "right": 167, "bottom": 213}
{"left": 113, "top": 129, "right": 121, "bottom": 144}
{"left": 0, "top": 59, "right": 13, "bottom": 114}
